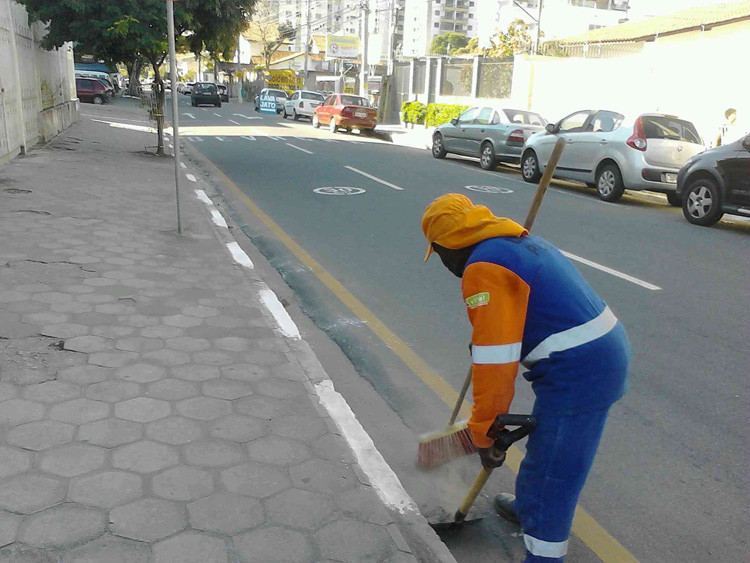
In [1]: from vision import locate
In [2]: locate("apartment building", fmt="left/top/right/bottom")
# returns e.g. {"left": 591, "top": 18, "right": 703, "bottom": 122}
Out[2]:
{"left": 403, "top": 0, "right": 479, "bottom": 57}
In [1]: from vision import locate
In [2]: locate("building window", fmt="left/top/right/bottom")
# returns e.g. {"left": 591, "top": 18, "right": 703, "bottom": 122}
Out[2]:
{"left": 434, "top": 22, "right": 440, "bottom": 27}
{"left": 469, "top": 13, "right": 473, "bottom": 18}
{"left": 588, "top": 24, "right": 603, "bottom": 30}
{"left": 468, "top": 25, "right": 473, "bottom": 30}
{"left": 455, "top": 24, "right": 462, "bottom": 30}
{"left": 434, "top": 10, "right": 440, "bottom": 15}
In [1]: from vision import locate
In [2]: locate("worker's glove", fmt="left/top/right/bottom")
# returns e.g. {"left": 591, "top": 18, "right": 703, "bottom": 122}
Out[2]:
{"left": 477, "top": 446, "right": 506, "bottom": 470}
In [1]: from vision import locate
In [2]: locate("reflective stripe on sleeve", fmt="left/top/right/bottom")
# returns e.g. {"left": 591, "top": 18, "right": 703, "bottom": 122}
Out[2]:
{"left": 522, "top": 306, "right": 617, "bottom": 367}
{"left": 472, "top": 342, "right": 522, "bottom": 365}
{"left": 524, "top": 534, "right": 569, "bottom": 558}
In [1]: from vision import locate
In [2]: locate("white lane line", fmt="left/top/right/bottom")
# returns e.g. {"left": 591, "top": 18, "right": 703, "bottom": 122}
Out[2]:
{"left": 285, "top": 143, "right": 313, "bottom": 155}
{"left": 313, "top": 379, "right": 417, "bottom": 514}
{"left": 259, "top": 288, "right": 301, "bottom": 339}
{"left": 215, "top": 136, "right": 225, "bottom": 142}
{"left": 210, "top": 209, "right": 228, "bottom": 228}
{"left": 234, "top": 113, "right": 262, "bottom": 120}
{"left": 345, "top": 166, "right": 404, "bottom": 191}
{"left": 213, "top": 112, "right": 221, "bottom": 117}
{"left": 560, "top": 250, "right": 662, "bottom": 291}
{"left": 200, "top": 108, "right": 208, "bottom": 111}
{"left": 226, "top": 241, "right": 254, "bottom": 269}
{"left": 183, "top": 112, "right": 196, "bottom": 119}
{"left": 241, "top": 135, "right": 256, "bottom": 141}
{"left": 180, "top": 162, "right": 186, "bottom": 169}
{"left": 194, "top": 190, "right": 212, "bottom": 204}
{"left": 185, "top": 173, "right": 197, "bottom": 182}
{"left": 268, "top": 136, "right": 284, "bottom": 141}
{"left": 228, "top": 119, "right": 241, "bottom": 125}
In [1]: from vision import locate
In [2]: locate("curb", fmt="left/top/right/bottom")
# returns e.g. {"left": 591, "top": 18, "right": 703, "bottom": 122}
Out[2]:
{"left": 179, "top": 140, "right": 458, "bottom": 563}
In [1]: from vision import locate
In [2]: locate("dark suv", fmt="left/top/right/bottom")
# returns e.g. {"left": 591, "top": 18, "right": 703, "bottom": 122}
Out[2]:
{"left": 191, "top": 82, "right": 221, "bottom": 107}
{"left": 676, "top": 133, "right": 750, "bottom": 226}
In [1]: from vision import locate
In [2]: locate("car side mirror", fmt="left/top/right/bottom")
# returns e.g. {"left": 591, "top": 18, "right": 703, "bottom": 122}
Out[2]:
{"left": 545, "top": 123, "right": 556, "bottom": 134}
{"left": 450, "top": 118, "right": 459, "bottom": 126}
{"left": 743, "top": 135, "right": 750, "bottom": 151}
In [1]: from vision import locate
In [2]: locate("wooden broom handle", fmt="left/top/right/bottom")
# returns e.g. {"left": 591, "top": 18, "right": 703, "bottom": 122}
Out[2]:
{"left": 448, "top": 366, "right": 473, "bottom": 427}
{"left": 457, "top": 467, "right": 493, "bottom": 518}
{"left": 523, "top": 137, "right": 567, "bottom": 231}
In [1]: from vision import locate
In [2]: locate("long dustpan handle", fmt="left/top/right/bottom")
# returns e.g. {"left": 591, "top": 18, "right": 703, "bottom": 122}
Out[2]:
{"left": 447, "top": 366, "right": 472, "bottom": 427}
{"left": 454, "top": 467, "right": 492, "bottom": 523}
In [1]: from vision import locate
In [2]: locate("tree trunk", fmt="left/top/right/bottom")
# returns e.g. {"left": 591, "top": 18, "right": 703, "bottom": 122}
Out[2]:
{"left": 149, "top": 57, "right": 166, "bottom": 156}
{"left": 213, "top": 58, "right": 218, "bottom": 82}
{"left": 128, "top": 59, "right": 142, "bottom": 97}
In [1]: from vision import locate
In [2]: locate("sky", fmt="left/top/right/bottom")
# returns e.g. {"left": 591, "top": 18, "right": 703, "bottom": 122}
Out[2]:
{"left": 625, "top": 0, "right": 741, "bottom": 20}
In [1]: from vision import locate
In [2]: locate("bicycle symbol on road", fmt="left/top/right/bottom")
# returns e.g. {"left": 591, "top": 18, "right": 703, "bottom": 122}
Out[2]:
{"left": 464, "top": 185, "right": 513, "bottom": 194}
{"left": 313, "top": 187, "right": 366, "bottom": 196}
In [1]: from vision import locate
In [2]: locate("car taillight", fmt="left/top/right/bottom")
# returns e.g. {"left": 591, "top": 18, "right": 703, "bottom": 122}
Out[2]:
{"left": 627, "top": 117, "right": 647, "bottom": 151}
{"left": 507, "top": 129, "right": 524, "bottom": 145}
{"left": 342, "top": 107, "right": 354, "bottom": 117}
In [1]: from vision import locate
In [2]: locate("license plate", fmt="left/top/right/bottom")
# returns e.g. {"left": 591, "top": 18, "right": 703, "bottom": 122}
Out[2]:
{"left": 664, "top": 173, "right": 678, "bottom": 184}
{"left": 355, "top": 111, "right": 367, "bottom": 118}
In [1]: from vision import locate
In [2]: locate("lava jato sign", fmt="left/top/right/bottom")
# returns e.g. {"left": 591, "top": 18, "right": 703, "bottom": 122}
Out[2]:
{"left": 259, "top": 92, "right": 277, "bottom": 114}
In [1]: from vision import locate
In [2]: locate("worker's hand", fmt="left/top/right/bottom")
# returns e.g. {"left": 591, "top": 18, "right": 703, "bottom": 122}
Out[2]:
{"left": 477, "top": 446, "right": 506, "bottom": 470}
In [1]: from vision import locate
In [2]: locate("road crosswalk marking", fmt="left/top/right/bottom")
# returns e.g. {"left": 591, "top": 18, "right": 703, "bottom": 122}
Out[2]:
{"left": 241, "top": 136, "right": 256, "bottom": 141}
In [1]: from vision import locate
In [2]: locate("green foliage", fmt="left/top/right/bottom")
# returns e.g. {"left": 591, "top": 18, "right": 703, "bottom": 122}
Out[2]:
{"left": 452, "top": 38, "right": 479, "bottom": 56}
{"left": 400, "top": 101, "right": 413, "bottom": 114}
{"left": 425, "top": 104, "right": 470, "bottom": 127}
{"left": 430, "top": 33, "right": 469, "bottom": 55}
{"left": 403, "top": 102, "right": 427, "bottom": 125}
{"left": 484, "top": 19, "right": 534, "bottom": 57}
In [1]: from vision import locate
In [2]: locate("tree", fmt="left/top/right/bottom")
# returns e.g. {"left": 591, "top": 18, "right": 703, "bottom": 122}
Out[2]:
{"left": 452, "top": 38, "right": 479, "bottom": 56}
{"left": 430, "top": 33, "right": 469, "bottom": 55}
{"left": 21, "top": 0, "right": 254, "bottom": 155}
{"left": 245, "top": 0, "right": 296, "bottom": 70}
{"left": 484, "top": 19, "right": 534, "bottom": 57}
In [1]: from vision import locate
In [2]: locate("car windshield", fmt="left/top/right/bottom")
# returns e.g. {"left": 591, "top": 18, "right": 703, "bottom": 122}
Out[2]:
{"left": 195, "top": 83, "right": 216, "bottom": 93}
{"left": 641, "top": 116, "right": 702, "bottom": 144}
{"left": 269, "top": 90, "right": 287, "bottom": 98}
{"left": 503, "top": 110, "right": 547, "bottom": 126}
{"left": 341, "top": 95, "right": 369, "bottom": 107}
{"left": 302, "top": 92, "right": 324, "bottom": 101}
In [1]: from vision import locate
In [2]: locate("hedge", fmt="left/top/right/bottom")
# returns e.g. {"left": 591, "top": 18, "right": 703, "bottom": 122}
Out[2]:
{"left": 425, "top": 103, "right": 470, "bottom": 127}
{"left": 401, "top": 101, "right": 427, "bottom": 125}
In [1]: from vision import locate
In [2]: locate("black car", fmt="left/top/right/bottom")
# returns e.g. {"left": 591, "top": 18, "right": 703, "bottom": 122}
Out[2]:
{"left": 191, "top": 82, "right": 221, "bottom": 107}
{"left": 676, "top": 133, "right": 750, "bottom": 226}
{"left": 217, "top": 84, "right": 229, "bottom": 102}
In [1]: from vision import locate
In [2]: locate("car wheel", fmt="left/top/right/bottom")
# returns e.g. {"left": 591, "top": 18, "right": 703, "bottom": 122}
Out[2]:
{"left": 329, "top": 118, "right": 338, "bottom": 133}
{"left": 282, "top": 107, "right": 288, "bottom": 119}
{"left": 666, "top": 192, "right": 681, "bottom": 207}
{"left": 93, "top": 95, "right": 104, "bottom": 105}
{"left": 596, "top": 164, "right": 625, "bottom": 202}
{"left": 432, "top": 133, "right": 447, "bottom": 159}
{"left": 480, "top": 142, "right": 497, "bottom": 170}
{"left": 682, "top": 179, "right": 723, "bottom": 226}
{"left": 312, "top": 114, "right": 320, "bottom": 128}
{"left": 521, "top": 151, "right": 542, "bottom": 183}
{"left": 293, "top": 109, "right": 299, "bottom": 121}
{"left": 216, "top": 101, "right": 221, "bottom": 108}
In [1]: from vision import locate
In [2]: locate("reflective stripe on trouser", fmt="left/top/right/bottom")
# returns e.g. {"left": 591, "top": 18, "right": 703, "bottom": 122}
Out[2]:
{"left": 514, "top": 406, "right": 612, "bottom": 563}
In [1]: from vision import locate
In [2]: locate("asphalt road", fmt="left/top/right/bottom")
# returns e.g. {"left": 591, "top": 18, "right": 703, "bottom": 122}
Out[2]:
{"left": 154, "top": 94, "right": 747, "bottom": 562}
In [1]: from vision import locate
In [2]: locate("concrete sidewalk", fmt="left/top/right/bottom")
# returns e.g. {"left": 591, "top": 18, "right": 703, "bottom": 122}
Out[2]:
{"left": 377, "top": 125, "right": 434, "bottom": 151}
{"left": 0, "top": 108, "right": 454, "bottom": 562}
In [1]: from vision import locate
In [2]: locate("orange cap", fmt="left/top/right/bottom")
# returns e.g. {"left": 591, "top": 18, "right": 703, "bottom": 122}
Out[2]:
{"left": 421, "top": 194, "right": 527, "bottom": 261}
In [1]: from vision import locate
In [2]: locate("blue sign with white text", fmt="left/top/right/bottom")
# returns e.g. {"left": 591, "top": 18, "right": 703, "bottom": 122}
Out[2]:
{"left": 259, "top": 93, "right": 277, "bottom": 114}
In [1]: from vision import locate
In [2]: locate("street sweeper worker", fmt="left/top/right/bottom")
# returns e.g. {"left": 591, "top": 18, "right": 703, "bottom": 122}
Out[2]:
{"left": 422, "top": 193, "right": 630, "bottom": 563}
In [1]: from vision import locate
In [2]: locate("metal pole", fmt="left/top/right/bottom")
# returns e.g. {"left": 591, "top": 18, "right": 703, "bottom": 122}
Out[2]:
{"left": 304, "top": 0, "right": 311, "bottom": 85}
{"left": 535, "top": 0, "right": 543, "bottom": 54}
{"left": 166, "top": 0, "right": 182, "bottom": 235}
{"left": 359, "top": 0, "right": 369, "bottom": 97}
{"left": 386, "top": 0, "right": 394, "bottom": 75}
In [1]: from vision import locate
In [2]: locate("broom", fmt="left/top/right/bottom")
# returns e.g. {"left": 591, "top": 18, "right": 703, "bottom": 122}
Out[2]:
{"left": 416, "top": 137, "right": 568, "bottom": 471}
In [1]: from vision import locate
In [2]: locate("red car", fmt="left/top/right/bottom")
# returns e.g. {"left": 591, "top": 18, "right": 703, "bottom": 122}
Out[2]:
{"left": 76, "top": 77, "right": 109, "bottom": 105}
{"left": 312, "top": 93, "right": 377, "bottom": 134}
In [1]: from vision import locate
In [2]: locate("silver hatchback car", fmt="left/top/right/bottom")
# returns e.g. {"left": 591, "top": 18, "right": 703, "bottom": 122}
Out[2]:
{"left": 521, "top": 110, "right": 705, "bottom": 203}
{"left": 432, "top": 107, "right": 547, "bottom": 169}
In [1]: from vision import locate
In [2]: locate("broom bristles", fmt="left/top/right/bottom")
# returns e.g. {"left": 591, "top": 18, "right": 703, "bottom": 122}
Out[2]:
{"left": 417, "top": 420, "right": 477, "bottom": 470}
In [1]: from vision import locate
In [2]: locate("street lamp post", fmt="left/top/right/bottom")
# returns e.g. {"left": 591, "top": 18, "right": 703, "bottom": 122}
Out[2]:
{"left": 166, "top": 0, "right": 182, "bottom": 234}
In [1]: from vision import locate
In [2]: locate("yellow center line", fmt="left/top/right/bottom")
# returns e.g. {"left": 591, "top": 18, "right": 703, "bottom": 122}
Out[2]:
{"left": 215, "top": 165, "right": 637, "bottom": 563}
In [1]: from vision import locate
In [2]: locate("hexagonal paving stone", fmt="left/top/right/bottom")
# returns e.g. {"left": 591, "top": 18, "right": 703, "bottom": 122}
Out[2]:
{"left": 335, "top": 487, "right": 393, "bottom": 526}
{"left": 163, "top": 315, "right": 203, "bottom": 328}
{"left": 115, "top": 337, "right": 163, "bottom": 353}
{"left": 146, "top": 416, "right": 203, "bottom": 445}
{"left": 272, "top": 415, "right": 327, "bottom": 441}
{"left": 0, "top": 399, "right": 45, "bottom": 425}
{"left": 248, "top": 436, "right": 311, "bottom": 466}
{"left": 146, "top": 379, "right": 198, "bottom": 401}
{"left": 112, "top": 441, "right": 179, "bottom": 473}
{"left": 152, "top": 466, "right": 214, "bottom": 501}
{"left": 110, "top": 498, "right": 186, "bottom": 542}
{"left": 181, "top": 306, "right": 218, "bottom": 318}
{"left": 311, "top": 434, "right": 357, "bottom": 464}
{"left": 221, "top": 363, "right": 269, "bottom": 382}
{"left": 187, "top": 492, "right": 263, "bottom": 535}
{"left": 63, "top": 335, "right": 109, "bottom": 353}
{"left": 234, "top": 396, "right": 291, "bottom": 420}
{"left": 0, "top": 510, "right": 20, "bottom": 548}
{"left": 62, "top": 534, "right": 150, "bottom": 563}
{"left": 0, "top": 475, "right": 65, "bottom": 514}
{"left": 234, "top": 527, "right": 313, "bottom": 563}
{"left": 92, "top": 325, "right": 134, "bottom": 338}
{"left": 22, "top": 381, "right": 80, "bottom": 403}
{"left": 290, "top": 459, "right": 357, "bottom": 494}
{"left": 0, "top": 447, "right": 32, "bottom": 479}
{"left": 314, "top": 518, "right": 395, "bottom": 562}
{"left": 88, "top": 351, "right": 139, "bottom": 368}
{"left": 57, "top": 364, "right": 110, "bottom": 385}
{"left": 141, "top": 325, "right": 183, "bottom": 339}
{"left": 201, "top": 379, "right": 253, "bottom": 400}
{"left": 0, "top": 383, "right": 17, "bottom": 402}
{"left": 243, "top": 349, "right": 286, "bottom": 366}
{"left": 214, "top": 337, "right": 248, "bottom": 352}
{"left": 176, "top": 397, "right": 231, "bottom": 421}
{"left": 19, "top": 504, "right": 106, "bottom": 549}
{"left": 39, "top": 444, "right": 106, "bottom": 477}
{"left": 49, "top": 398, "right": 109, "bottom": 424}
{"left": 266, "top": 488, "right": 334, "bottom": 530}
{"left": 254, "top": 378, "right": 306, "bottom": 400}
{"left": 7, "top": 420, "right": 75, "bottom": 451}
{"left": 69, "top": 471, "right": 143, "bottom": 509}
{"left": 192, "top": 351, "right": 233, "bottom": 366}
{"left": 209, "top": 415, "right": 266, "bottom": 443}
{"left": 115, "top": 397, "right": 170, "bottom": 423}
{"left": 165, "top": 336, "right": 210, "bottom": 352}
{"left": 220, "top": 462, "right": 291, "bottom": 498}
{"left": 143, "top": 349, "right": 191, "bottom": 366}
{"left": 116, "top": 363, "right": 166, "bottom": 383}
{"left": 86, "top": 380, "right": 141, "bottom": 402}
{"left": 152, "top": 531, "right": 228, "bottom": 563}
{"left": 78, "top": 419, "right": 143, "bottom": 448}
{"left": 183, "top": 441, "right": 246, "bottom": 468}
{"left": 171, "top": 364, "right": 220, "bottom": 382}
{"left": 40, "top": 322, "right": 89, "bottom": 339}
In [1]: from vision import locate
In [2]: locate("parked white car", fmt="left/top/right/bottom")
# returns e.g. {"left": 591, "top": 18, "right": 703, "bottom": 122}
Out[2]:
{"left": 521, "top": 110, "right": 705, "bottom": 203}
{"left": 282, "top": 90, "right": 326, "bottom": 120}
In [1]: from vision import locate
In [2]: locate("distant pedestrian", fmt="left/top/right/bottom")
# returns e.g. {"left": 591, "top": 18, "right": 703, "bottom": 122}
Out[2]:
{"left": 422, "top": 194, "right": 631, "bottom": 563}
{"left": 715, "top": 108, "right": 738, "bottom": 147}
